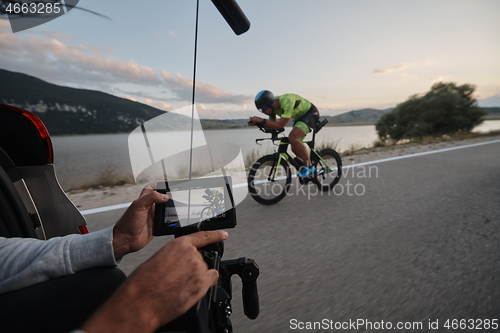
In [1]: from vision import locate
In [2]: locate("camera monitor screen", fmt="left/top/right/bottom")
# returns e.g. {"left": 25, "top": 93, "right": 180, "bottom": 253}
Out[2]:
{"left": 153, "top": 176, "right": 236, "bottom": 236}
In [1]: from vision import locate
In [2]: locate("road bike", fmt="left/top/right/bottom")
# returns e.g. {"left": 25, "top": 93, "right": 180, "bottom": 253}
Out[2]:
{"left": 200, "top": 197, "right": 225, "bottom": 221}
{"left": 247, "top": 119, "right": 342, "bottom": 205}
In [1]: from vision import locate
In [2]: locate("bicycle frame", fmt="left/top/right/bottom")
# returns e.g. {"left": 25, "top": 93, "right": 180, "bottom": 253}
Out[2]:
{"left": 249, "top": 119, "right": 341, "bottom": 205}
{"left": 262, "top": 135, "right": 332, "bottom": 181}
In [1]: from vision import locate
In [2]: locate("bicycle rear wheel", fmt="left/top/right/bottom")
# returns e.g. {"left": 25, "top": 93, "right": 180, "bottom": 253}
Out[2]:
{"left": 247, "top": 154, "right": 291, "bottom": 205}
{"left": 312, "top": 148, "right": 342, "bottom": 192}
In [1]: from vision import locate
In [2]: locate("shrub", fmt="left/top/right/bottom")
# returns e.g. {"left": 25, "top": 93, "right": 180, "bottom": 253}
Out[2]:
{"left": 376, "top": 82, "right": 486, "bottom": 142}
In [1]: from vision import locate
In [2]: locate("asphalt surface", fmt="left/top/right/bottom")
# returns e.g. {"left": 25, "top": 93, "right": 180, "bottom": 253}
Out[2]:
{"left": 85, "top": 141, "right": 500, "bottom": 333}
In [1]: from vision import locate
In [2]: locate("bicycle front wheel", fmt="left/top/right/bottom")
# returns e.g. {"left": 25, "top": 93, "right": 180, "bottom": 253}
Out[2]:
{"left": 312, "top": 148, "right": 342, "bottom": 192}
{"left": 200, "top": 206, "right": 216, "bottom": 221}
{"left": 247, "top": 154, "right": 291, "bottom": 205}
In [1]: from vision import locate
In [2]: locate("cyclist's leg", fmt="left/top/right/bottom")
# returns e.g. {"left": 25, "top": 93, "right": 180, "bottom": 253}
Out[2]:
{"left": 214, "top": 198, "right": 222, "bottom": 212}
{"left": 289, "top": 122, "right": 311, "bottom": 166}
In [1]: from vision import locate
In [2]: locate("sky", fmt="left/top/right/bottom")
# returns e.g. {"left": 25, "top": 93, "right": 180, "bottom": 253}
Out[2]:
{"left": 1, "top": 0, "right": 499, "bottom": 119}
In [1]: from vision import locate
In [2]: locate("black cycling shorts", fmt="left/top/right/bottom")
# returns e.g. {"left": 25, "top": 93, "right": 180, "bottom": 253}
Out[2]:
{"left": 295, "top": 104, "right": 320, "bottom": 131}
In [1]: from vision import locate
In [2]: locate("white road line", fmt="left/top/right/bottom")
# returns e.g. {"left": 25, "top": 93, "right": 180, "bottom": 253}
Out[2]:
{"left": 81, "top": 202, "right": 132, "bottom": 215}
{"left": 81, "top": 139, "right": 500, "bottom": 216}
{"left": 342, "top": 138, "right": 500, "bottom": 169}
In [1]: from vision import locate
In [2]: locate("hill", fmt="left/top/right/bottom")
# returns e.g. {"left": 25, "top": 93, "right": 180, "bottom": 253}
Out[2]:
{"left": 0, "top": 68, "right": 190, "bottom": 135}
{"left": 199, "top": 118, "right": 249, "bottom": 129}
{"left": 483, "top": 107, "right": 500, "bottom": 119}
{"left": 325, "top": 108, "right": 393, "bottom": 125}
{"left": 201, "top": 109, "right": 394, "bottom": 129}
{"left": 1, "top": 69, "right": 498, "bottom": 134}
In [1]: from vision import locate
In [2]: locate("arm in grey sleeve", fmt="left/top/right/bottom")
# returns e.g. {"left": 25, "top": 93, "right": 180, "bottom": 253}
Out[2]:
{"left": 0, "top": 226, "right": 117, "bottom": 294}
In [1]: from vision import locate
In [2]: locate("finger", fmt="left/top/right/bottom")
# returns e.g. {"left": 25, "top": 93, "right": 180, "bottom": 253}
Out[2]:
{"left": 133, "top": 190, "right": 170, "bottom": 211}
{"left": 185, "top": 230, "right": 228, "bottom": 249}
{"left": 204, "top": 269, "right": 220, "bottom": 287}
{"left": 139, "top": 181, "right": 162, "bottom": 197}
{"left": 144, "top": 181, "right": 158, "bottom": 190}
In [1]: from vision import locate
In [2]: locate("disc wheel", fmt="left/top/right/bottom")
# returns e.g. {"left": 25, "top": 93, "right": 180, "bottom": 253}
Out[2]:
{"left": 312, "top": 148, "right": 342, "bottom": 192}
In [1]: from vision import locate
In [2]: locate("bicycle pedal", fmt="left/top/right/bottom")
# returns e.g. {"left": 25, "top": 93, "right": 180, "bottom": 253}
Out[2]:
{"left": 298, "top": 177, "right": 311, "bottom": 185}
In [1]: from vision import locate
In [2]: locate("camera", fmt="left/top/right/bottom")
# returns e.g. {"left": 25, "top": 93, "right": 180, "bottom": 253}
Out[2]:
{"left": 154, "top": 176, "right": 260, "bottom": 333}
{"left": 153, "top": 176, "right": 237, "bottom": 236}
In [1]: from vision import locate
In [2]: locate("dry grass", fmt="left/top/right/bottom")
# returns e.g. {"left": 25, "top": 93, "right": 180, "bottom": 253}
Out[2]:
{"left": 411, "top": 131, "right": 500, "bottom": 144}
{"left": 74, "top": 162, "right": 134, "bottom": 191}
{"left": 353, "top": 130, "right": 500, "bottom": 158}
{"left": 315, "top": 138, "right": 340, "bottom": 152}
{"left": 68, "top": 130, "right": 500, "bottom": 190}
{"left": 374, "top": 130, "right": 500, "bottom": 149}
{"left": 244, "top": 147, "right": 276, "bottom": 169}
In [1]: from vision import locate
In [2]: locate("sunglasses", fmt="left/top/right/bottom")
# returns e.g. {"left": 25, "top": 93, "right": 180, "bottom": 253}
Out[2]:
{"left": 259, "top": 105, "right": 270, "bottom": 112}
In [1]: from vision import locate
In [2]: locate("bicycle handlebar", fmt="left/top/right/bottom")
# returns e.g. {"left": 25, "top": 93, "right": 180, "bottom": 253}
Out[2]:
{"left": 255, "top": 122, "right": 284, "bottom": 135}
{"left": 252, "top": 118, "right": 329, "bottom": 144}
{"left": 254, "top": 122, "right": 284, "bottom": 144}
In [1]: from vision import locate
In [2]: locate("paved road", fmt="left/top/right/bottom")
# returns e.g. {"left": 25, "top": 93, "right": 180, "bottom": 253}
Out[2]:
{"left": 85, "top": 141, "right": 500, "bottom": 332}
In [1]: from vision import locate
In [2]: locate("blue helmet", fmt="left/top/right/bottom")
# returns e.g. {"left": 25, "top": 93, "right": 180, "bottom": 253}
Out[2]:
{"left": 255, "top": 90, "right": 274, "bottom": 112}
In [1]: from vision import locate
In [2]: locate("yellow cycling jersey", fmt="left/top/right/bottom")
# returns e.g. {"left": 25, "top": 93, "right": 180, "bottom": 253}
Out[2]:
{"left": 274, "top": 94, "right": 312, "bottom": 120}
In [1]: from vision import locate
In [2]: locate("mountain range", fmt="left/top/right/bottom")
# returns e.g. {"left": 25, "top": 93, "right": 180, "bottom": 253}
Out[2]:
{"left": 1, "top": 68, "right": 498, "bottom": 135}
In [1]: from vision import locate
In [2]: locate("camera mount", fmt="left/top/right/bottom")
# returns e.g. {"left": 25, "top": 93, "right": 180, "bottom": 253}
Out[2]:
{"left": 158, "top": 221, "right": 260, "bottom": 333}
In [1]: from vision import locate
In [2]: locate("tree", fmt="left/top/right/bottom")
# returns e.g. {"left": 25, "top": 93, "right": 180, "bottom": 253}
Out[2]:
{"left": 376, "top": 82, "right": 486, "bottom": 142}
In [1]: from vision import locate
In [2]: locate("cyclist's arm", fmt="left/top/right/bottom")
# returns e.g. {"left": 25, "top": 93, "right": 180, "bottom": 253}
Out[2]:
{"left": 263, "top": 117, "right": 289, "bottom": 129}
{"left": 249, "top": 116, "right": 289, "bottom": 129}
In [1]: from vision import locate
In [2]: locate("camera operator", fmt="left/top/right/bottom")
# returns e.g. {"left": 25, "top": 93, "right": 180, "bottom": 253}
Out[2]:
{"left": 0, "top": 183, "right": 227, "bottom": 333}
{"left": 79, "top": 228, "right": 227, "bottom": 333}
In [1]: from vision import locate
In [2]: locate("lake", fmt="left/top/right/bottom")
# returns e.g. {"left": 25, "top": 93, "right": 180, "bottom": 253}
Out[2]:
{"left": 51, "top": 120, "right": 500, "bottom": 190}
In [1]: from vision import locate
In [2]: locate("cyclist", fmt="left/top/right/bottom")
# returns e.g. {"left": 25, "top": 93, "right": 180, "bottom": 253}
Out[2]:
{"left": 202, "top": 188, "right": 224, "bottom": 214}
{"left": 249, "top": 90, "right": 319, "bottom": 177}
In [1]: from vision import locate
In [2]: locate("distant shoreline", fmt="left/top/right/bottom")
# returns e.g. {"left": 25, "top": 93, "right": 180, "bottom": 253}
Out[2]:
{"left": 50, "top": 117, "right": 500, "bottom": 137}
{"left": 50, "top": 122, "right": 379, "bottom": 137}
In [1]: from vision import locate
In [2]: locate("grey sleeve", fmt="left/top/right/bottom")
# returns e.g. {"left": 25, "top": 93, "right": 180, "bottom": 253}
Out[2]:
{"left": 0, "top": 226, "right": 117, "bottom": 294}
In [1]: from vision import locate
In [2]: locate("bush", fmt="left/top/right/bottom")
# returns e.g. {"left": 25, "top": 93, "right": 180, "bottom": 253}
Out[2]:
{"left": 376, "top": 82, "right": 486, "bottom": 142}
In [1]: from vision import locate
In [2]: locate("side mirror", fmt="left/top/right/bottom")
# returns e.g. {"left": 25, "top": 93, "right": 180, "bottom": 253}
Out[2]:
{"left": 211, "top": 0, "right": 250, "bottom": 35}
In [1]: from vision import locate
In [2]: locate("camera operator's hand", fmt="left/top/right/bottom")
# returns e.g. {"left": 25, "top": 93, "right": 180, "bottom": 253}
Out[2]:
{"left": 80, "top": 230, "right": 229, "bottom": 333}
{"left": 112, "top": 183, "right": 169, "bottom": 260}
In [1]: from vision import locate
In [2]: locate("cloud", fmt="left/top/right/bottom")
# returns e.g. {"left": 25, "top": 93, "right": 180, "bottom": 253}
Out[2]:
{"left": 0, "top": 22, "right": 160, "bottom": 85}
{"left": 143, "top": 99, "right": 173, "bottom": 111}
{"left": 429, "top": 76, "right": 450, "bottom": 83}
{"left": 401, "top": 72, "right": 419, "bottom": 80}
{"left": 196, "top": 104, "right": 255, "bottom": 119}
{"left": 373, "top": 63, "right": 415, "bottom": 74}
{"left": 165, "top": 74, "right": 252, "bottom": 104}
{"left": 0, "top": 19, "right": 251, "bottom": 109}
{"left": 41, "top": 30, "right": 74, "bottom": 41}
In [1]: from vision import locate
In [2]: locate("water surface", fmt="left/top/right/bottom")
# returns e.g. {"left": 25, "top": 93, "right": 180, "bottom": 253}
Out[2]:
{"left": 51, "top": 121, "right": 500, "bottom": 190}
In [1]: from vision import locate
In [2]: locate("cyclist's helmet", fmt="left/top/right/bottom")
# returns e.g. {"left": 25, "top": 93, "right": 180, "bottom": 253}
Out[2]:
{"left": 205, "top": 189, "right": 211, "bottom": 195}
{"left": 255, "top": 90, "right": 274, "bottom": 112}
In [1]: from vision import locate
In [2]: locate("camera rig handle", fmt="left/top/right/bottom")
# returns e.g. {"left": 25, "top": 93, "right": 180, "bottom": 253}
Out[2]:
{"left": 158, "top": 223, "right": 259, "bottom": 333}
{"left": 221, "top": 257, "right": 260, "bottom": 320}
